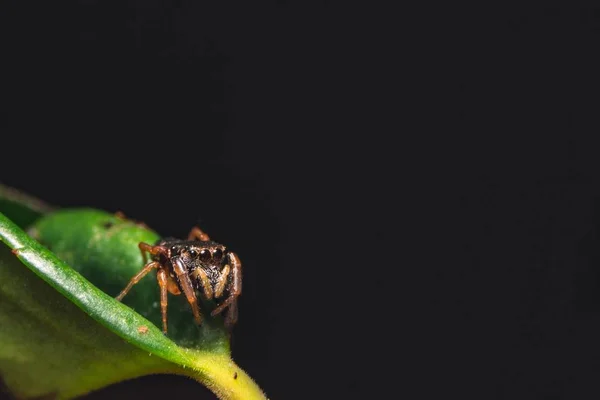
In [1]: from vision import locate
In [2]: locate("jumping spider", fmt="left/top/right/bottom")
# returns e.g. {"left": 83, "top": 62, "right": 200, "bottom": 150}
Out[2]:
{"left": 116, "top": 226, "right": 242, "bottom": 334}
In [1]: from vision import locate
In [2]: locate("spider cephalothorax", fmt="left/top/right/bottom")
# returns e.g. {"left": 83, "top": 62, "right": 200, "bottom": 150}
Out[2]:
{"left": 115, "top": 226, "right": 242, "bottom": 334}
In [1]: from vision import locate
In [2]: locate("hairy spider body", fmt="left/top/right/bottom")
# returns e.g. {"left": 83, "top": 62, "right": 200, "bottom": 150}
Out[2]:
{"left": 115, "top": 226, "right": 242, "bottom": 334}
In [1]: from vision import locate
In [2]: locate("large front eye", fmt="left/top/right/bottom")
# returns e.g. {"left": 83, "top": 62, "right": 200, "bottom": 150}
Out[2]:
{"left": 199, "top": 249, "right": 211, "bottom": 262}
{"left": 213, "top": 248, "right": 223, "bottom": 260}
{"left": 188, "top": 249, "right": 197, "bottom": 257}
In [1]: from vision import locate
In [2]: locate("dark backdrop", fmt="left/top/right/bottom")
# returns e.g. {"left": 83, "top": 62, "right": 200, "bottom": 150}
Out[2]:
{"left": 3, "top": 5, "right": 600, "bottom": 399}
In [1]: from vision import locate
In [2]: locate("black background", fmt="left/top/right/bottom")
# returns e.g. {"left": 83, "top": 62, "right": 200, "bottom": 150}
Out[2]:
{"left": 3, "top": 5, "right": 600, "bottom": 399}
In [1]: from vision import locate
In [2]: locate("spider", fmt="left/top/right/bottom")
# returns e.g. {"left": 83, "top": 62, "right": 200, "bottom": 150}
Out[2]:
{"left": 115, "top": 225, "right": 242, "bottom": 334}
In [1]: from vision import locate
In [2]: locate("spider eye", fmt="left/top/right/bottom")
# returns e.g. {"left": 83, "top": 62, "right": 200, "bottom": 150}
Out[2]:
{"left": 170, "top": 246, "right": 178, "bottom": 255}
{"left": 199, "top": 249, "right": 211, "bottom": 262}
{"left": 213, "top": 248, "right": 223, "bottom": 260}
{"left": 189, "top": 249, "right": 197, "bottom": 257}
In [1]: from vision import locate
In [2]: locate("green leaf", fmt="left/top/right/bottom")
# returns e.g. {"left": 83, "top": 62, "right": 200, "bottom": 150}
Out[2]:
{"left": 0, "top": 202, "right": 266, "bottom": 399}
{"left": 29, "top": 208, "right": 229, "bottom": 352}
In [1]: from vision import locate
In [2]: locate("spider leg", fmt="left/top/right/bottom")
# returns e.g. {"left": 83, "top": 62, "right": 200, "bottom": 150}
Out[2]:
{"left": 187, "top": 226, "right": 210, "bottom": 241}
{"left": 224, "top": 297, "right": 238, "bottom": 329}
{"left": 210, "top": 295, "right": 235, "bottom": 316}
{"left": 211, "top": 252, "right": 242, "bottom": 324}
{"left": 116, "top": 261, "right": 160, "bottom": 301}
{"left": 213, "top": 264, "right": 231, "bottom": 298}
{"left": 138, "top": 242, "right": 168, "bottom": 264}
{"left": 156, "top": 268, "right": 169, "bottom": 334}
{"left": 172, "top": 258, "right": 203, "bottom": 325}
{"left": 139, "top": 244, "right": 148, "bottom": 264}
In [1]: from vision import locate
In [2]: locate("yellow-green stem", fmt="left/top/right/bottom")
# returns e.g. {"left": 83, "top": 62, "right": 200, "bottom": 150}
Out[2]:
{"left": 171, "top": 352, "right": 268, "bottom": 400}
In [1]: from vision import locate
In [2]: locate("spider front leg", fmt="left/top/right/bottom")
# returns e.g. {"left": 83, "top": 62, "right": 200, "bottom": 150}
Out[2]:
{"left": 211, "top": 252, "right": 242, "bottom": 329}
{"left": 116, "top": 261, "right": 160, "bottom": 301}
{"left": 172, "top": 257, "right": 203, "bottom": 326}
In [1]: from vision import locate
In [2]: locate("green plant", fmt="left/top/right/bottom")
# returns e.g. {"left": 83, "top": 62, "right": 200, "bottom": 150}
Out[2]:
{"left": 0, "top": 184, "right": 267, "bottom": 400}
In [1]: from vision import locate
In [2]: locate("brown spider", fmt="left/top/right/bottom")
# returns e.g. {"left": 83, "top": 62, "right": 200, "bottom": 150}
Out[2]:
{"left": 115, "top": 226, "right": 242, "bottom": 334}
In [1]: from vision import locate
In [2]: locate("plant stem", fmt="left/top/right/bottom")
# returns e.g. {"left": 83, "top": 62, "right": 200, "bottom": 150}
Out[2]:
{"left": 171, "top": 352, "right": 268, "bottom": 400}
